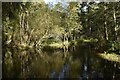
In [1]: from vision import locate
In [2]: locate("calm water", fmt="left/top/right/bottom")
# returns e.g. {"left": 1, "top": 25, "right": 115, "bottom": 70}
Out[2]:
{"left": 3, "top": 43, "right": 120, "bottom": 79}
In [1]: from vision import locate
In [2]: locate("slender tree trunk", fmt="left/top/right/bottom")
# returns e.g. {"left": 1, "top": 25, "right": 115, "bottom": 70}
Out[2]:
{"left": 113, "top": 3, "right": 117, "bottom": 41}
{"left": 20, "top": 13, "right": 25, "bottom": 44}
{"left": 19, "top": 14, "right": 22, "bottom": 44}
{"left": 104, "top": 4, "right": 108, "bottom": 42}
{"left": 66, "top": 33, "right": 68, "bottom": 52}
{"left": 104, "top": 21, "right": 108, "bottom": 41}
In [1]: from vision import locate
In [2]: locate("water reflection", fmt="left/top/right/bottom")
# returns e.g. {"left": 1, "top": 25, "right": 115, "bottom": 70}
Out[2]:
{"left": 3, "top": 44, "right": 120, "bottom": 79}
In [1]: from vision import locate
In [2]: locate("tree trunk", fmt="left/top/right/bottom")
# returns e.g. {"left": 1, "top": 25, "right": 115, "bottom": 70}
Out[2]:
{"left": 104, "top": 21, "right": 108, "bottom": 41}
{"left": 104, "top": 4, "right": 108, "bottom": 42}
{"left": 113, "top": 3, "right": 117, "bottom": 41}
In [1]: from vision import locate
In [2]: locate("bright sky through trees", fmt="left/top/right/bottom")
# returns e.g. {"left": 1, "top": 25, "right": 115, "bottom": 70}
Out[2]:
{"left": 44, "top": 0, "right": 69, "bottom": 9}
{"left": 44, "top": 0, "right": 59, "bottom": 4}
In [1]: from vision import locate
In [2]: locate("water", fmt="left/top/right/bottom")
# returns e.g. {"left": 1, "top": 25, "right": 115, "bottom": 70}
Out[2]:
{"left": 2, "top": 43, "right": 120, "bottom": 79}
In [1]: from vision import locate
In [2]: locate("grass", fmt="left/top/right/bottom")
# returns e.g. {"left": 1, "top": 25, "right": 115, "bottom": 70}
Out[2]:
{"left": 98, "top": 52, "right": 120, "bottom": 63}
{"left": 48, "top": 41, "right": 69, "bottom": 49}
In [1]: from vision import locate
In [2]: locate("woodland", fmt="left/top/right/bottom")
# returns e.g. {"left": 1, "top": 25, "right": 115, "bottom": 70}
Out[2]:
{"left": 2, "top": 1, "right": 120, "bottom": 79}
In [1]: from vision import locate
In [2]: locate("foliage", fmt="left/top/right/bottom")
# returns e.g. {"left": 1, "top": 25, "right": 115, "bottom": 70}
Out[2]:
{"left": 107, "top": 41, "right": 120, "bottom": 54}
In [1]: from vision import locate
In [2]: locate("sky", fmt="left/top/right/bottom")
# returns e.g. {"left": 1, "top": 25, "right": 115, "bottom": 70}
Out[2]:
{"left": 44, "top": 0, "right": 60, "bottom": 4}
{"left": 44, "top": 0, "right": 69, "bottom": 9}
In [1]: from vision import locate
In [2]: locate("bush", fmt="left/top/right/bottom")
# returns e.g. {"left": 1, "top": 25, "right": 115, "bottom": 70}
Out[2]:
{"left": 107, "top": 41, "right": 120, "bottom": 54}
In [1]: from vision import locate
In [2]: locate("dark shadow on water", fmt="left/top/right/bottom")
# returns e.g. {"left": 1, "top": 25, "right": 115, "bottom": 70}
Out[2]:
{"left": 2, "top": 43, "right": 120, "bottom": 79}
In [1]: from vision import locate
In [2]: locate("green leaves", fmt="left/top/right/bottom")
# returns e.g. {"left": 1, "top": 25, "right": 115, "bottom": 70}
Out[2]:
{"left": 107, "top": 41, "right": 120, "bottom": 54}
{"left": 3, "top": 2, "right": 120, "bottom": 53}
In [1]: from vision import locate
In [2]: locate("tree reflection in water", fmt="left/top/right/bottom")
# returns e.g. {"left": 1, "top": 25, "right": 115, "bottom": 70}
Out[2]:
{"left": 3, "top": 45, "right": 120, "bottom": 79}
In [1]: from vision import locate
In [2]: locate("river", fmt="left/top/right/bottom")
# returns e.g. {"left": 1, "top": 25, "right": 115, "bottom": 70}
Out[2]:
{"left": 2, "top": 43, "right": 120, "bottom": 79}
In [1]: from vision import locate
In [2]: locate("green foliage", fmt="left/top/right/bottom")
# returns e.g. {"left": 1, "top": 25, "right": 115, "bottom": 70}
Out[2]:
{"left": 42, "top": 38, "right": 59, "bottom": 45}
{"left": 107, "top": 41, "right": 120, "bottom": 54}
{"left": 3, "top": 2, "right": 120, "bottom": 53}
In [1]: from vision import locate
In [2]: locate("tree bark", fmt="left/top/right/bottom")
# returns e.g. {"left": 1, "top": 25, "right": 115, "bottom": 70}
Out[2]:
{"left": 104, "top": 4, "right": 108, "bottom": 42}
{"left": 113, "top": 3, "right": 117, "bottom": 41}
